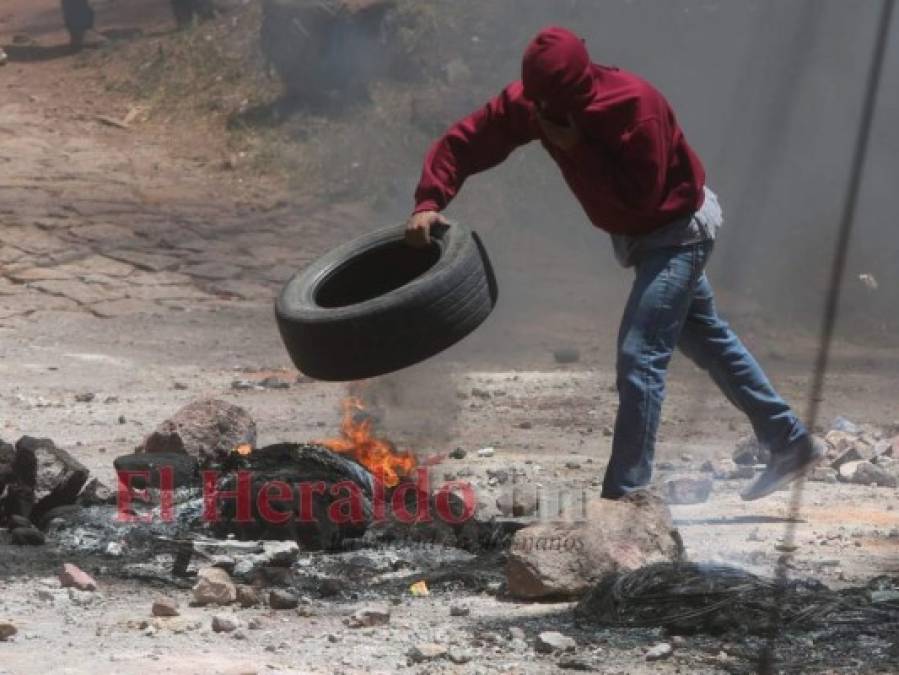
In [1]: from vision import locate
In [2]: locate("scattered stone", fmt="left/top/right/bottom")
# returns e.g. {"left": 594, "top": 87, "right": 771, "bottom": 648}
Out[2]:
{"left": 11, "top": 528, "right": 45, "bottom": 545}
{"left": 447, "top": 648, "right": 473, "bottom": 664}
{"left": 506, "top": 492, "right": 682, "bottom": 599}
{"left": 346, "top": 606, "right": 391, "bottom": 628}
{"left": 565, "top": 461, "right": 581, "bottom": 470}
{"left": 496, "top": 488, "right": 539, "bottom": 517}
{"left": 192, "top": 567, "right": 237, "bottom": 606}
{"left": 8, "top": 514, "right": 32, "bottom": 529}
{"left": 848, "top": 461, "right": 897, "bottom": 488}
{"left": 152, "top": 598, "right": 180, "bottom": 617}
{"left": 832, "top": 416, "right": 860, "bottom": 433}
{"left": 59, "top": 563, "right": 97, "bottom": 591}
{"left": 535, "top": 631, "right": 576, "bottom": 654}
{"left": 211, "top": 614, "right": 241, "bottom": 633}
{"left": 471, "top": 387, "right": 491, "bottom": 399}
{"left": 553, "top": 348, "right": 580, "bottom": 364}
{"left": 518, "top": 421, "right": 533, "bottom": 429}
{"left": 114, "top": 451, "right": 199, "bottom": 489}
{"left": 408, "top": 643, "right": 448, "bottom": 663}
{"left": 646, "top": 642, "right": 674, "bottom": 661}
{"left": 78, "top": 478, "right": 115, "bottom": 506}
{"left": 830, "top": 446, "right": 865, "bottom": 470}
{"left": 139, "top": 398, "right": 256, "bottom": 466}
{"left": 558, "top": 655, "right": 593, "bottom": 670}
{"left": 733, "top": 436, "right": 769, "bottom": 465}
{"left": 261, "top": 540, "right": 300, "bottom": 566}
{"left": 663, "top": 477, "right": 713, "bottom": 505}
{"left": 75, "top": 392, "right": 95, "bottom": 403}
{"left": 449, "top": 604, "right": 470, "bottom": 617}
{"left": 269, "top": 590, "right": 299, "bottom": 610}
{"left": 477, "top": 447, "right": 495, "bottom": 458}
{"left": 809, "top": 467, "right": 838, "bottom": 483}
{"left": 449, "top": 447, "right": 466, "bottom": 460}
{"left": 508, "top": 626, "right": 526, "bottom": 641}
{"left": 0, "top": 620, "right": 17, "bottom": 641}
{"left": 236, "top": 585, "right": 260, "bottom": 608}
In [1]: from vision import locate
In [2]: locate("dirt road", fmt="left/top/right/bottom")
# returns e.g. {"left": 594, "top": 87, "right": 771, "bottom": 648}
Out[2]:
{"left": 1, "top": 2, "right": 898, "bottom": 673}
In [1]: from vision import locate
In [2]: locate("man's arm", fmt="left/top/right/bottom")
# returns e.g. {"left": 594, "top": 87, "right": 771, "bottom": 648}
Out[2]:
{"left": 407, "top": 82, "right": 536, "bottom": 246}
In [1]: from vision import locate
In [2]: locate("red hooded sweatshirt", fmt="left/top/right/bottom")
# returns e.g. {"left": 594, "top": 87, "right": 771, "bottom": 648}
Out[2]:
{"left": 413, "top": 27, "right": 706, "bottom": 236}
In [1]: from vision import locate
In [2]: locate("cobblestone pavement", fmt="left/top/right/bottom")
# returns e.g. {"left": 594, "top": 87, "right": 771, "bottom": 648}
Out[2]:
{"left": 0, "top": 93, "right": 373, "bottom": 326}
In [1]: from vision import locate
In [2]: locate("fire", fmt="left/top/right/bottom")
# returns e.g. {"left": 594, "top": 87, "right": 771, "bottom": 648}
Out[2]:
{"left": 318, "top": 397, "right": 416, "bottom": 487}
{"left": 234, "top": 443, "right": 253, "bottom": 456}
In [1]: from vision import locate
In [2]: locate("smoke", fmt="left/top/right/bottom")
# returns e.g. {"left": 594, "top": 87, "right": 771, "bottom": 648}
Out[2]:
{"left": 373, "top": 0, "right": 899, "bottom": 355}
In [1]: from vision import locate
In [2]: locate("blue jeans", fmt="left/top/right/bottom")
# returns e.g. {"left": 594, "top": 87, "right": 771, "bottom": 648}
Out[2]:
{"left": 601, "top": 241, "right": 808, "bottom": 498}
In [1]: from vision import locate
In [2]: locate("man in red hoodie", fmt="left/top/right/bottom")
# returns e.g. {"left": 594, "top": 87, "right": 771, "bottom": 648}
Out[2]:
{"left": 406, "top": 26, "right": 823, "bottom": 501}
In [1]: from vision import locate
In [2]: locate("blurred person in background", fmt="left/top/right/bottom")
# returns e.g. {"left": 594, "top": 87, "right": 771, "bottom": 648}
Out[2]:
{"left": 61, "top": 0, "right": 216, "bottom": 49}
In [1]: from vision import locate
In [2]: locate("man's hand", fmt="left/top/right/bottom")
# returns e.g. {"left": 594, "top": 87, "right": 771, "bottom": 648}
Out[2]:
{"left": 405, "top": 210, "right": 449, "bottom": 248}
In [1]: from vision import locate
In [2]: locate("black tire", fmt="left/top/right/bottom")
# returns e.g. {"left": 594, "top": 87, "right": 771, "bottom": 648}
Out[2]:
{"left": 275, "top": 222, "right": 498, "bottom": 381}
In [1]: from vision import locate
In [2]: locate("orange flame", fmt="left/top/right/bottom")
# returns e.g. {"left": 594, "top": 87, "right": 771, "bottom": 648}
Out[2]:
{"left": 318, "top": 397, "right": 416, "bottom": 487}
{"left": 234, "top": 443, "right": 253, "bottom": 456}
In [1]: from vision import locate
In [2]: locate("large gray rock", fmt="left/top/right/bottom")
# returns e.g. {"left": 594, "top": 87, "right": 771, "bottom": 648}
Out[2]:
{"left": 505, "top": 492, "right": 683, "bottom": 600}
{"left": 139, "top": 399, "right": 256, "bottom": 466}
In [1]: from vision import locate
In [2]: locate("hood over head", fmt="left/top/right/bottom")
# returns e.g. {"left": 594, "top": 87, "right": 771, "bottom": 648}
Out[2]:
{"left": 521, "top": 26, "right": 595, "bottom": 119}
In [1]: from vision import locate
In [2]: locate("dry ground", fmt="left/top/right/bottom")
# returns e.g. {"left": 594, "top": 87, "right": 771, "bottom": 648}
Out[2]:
{"left": 1, "top": 2, "right": 898, "bottom": 673}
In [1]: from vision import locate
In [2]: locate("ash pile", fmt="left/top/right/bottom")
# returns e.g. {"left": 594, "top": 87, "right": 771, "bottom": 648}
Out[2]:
{"left": 1, "top": 397, "right": 509, "bottom": 599}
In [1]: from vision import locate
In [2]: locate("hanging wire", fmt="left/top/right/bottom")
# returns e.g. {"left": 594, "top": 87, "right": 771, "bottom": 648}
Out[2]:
{"left": 759, "top": 0, "right": 896, "bottom": 672}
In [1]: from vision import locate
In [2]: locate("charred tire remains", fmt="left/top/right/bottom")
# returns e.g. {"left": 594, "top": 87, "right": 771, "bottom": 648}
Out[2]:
{"left": 276, "top": 223, "right": 498, "bottom": 381}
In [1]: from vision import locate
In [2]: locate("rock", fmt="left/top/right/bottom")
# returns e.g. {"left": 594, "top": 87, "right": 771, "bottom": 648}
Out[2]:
{"left": 830, "top": 446, "right": 865, "bottom": 470}
{"left": 0, "top": 620, "right": 17, "bottom": 641}
{"left": 832, "top": 416, "right": 860, "bottom": 433}
{"left": 553, "top": 348, "right": 580, "bottom": 364}
{"left": 449, "top": 604, "right": 470, "bottom": 617}
{"left": 346, "top": 606, "right": 391, "bottom": 628}
{"left": 663, "top": 477, "right": 713, "bottom": 505}
{"left": 508, "top": 626, "right": 526, "bottom": 641}
{"left": 113, "top": 452, "right": 199, "bottom": 489}
{"left": 261, "top": 541, "right": 300, "bottom": 566}
{"left": 152, "top": 597, "right": 180, "bottom": 617}
{"left": 12, "top": 438, "right": 90, "bottom": 525}
{"left": 558, "top": 655, "right": 593, "bottom": 670}
{"left": 269, "top": 590, "right": 299, "bottom": 610}
{"left": 809, "top": 467, "right": 838, "bottom": 483}
{"left": 535, "top": 631, "right": 576, "bottom": 654}
{"left": 506, "top": 492, "right": 682, "bottom": 599}
{"left": 449, "top": 447, "right": 466, "bottom": 459}
{"left": 0, "top": 48, "right": 7, "bottom": 67}
{"left": 11, "top": 527, "right": 45, "bottom": 545}
{"left": 75, "top": 392, "right": 95, "bottom": 403}
{"left": 447, "top": 648, "right": 473, "bottom": 664}
{"left": 408, "top": 643, "right": 448, "bottom": 663}
{"left": 646, "top": 642, "right": 674, "bottom": 661}
{"left": 139, "top": 399, "right": 256, "bottom": 467}
{"left": 496, "top": 488, "right": 539, "bottom": 517}
{"left": 77, "top": 478, "right": 115, "bottom": 506}
{"left": 700, "top": 459, "right": 743, "bottom": 479}
{"left": 8, "top": 514, "right": 32, "bottom": 529}
{"left": 732, "top": 436, "right": 769, "bottom": 465}
{"left": 59, "top": 563, "right": 97, "bottom": 591}
{"left": 192, "top": 567, "right": 237, "bottom": 606}
{"left": 236, "top": 585, "right": 260, "bottom": 608}
{"left": 849, "top": 461, "right": 897, "bottom": 488}
{"left": 211, "top": 614, "right": 241, "bottom": 633}
{"left": 477, "top": 447, "right": 495, "bottom": 458}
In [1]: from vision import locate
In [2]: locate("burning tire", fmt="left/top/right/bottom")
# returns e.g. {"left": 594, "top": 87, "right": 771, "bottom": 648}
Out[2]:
{"left": 275, "top": 223, "right": 498, "bottom": 381}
